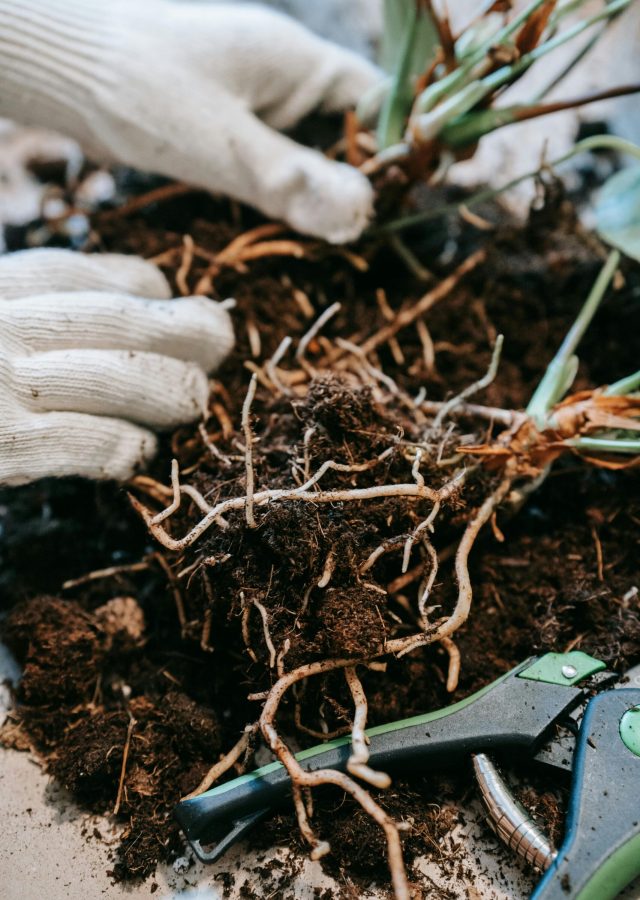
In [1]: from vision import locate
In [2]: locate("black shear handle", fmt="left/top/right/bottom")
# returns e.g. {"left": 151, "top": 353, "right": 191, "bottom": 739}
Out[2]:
{"left": 176, "top": 661, "right": 583, "bottom": 850}
{"left": 532, "top": 688, "right": 640, "bottom": 900}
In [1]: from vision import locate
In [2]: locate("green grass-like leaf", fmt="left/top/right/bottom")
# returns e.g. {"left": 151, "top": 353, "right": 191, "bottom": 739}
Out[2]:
{"left": 526, "top": 250, "right": 620, "bottom": 426}
{"left": 378, "top": 1, "right": 439, "bottom": 149}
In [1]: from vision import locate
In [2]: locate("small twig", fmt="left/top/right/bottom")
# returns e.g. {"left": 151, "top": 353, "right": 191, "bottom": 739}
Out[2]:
{"left": 388, "top": 235, "right": 433, "bottom": 283}
{"left": 201, "top": 575, "right": 215, "bottom": 652}
{"left": 62, "top": 559, "right": 150, "bottom": 590}
{"left": 151, "top": 458, "right": 181, "bottom": 524}
{"left": 292, "top": 287, "right": 315, "bottom": 319}
{"left": 132, "top": 475, "right": 456, "bottom": 552}
{"left": 242, "top": 374, "right": 258, "bottom": 529}
{"left": 294, "top": 701, "right": 351, "bottom": 741}
{"left": 591, "top": 524, "right": 604, "bottom": 582}
{"left": 182, "top": 723, "right": 259, "bottom": 800}
{"left": 276, "top": 638, "right": 291, "bottom": 678}
{"left": 411, "top": 448, "right": 424, "bottom": 487}
{"left": 113, "top": 715, "right": 136, "bottom": 816}
{"left": 359, "top": 536, "right": 407, "bottom": 575}
{"left": 153, "top": 552, "right": 187, "bottom": 633}
{"left": 246, "top": 319, "right": 262, "bottom": 358}
{"left": 215, "top": 223, "right": 286, "bottom": 264}
{"left": 176, "top": 234, "right": 195, "bottom": 296}
{"left": 302, "top": 426, "right": 316, "bottom": 483}
{"left": 99, "top": 182, "right": 195, "bottom": 221}
{"left": 415, "top": 319, "right": 435, "bottom": 373}
{"left": 198, "top": 423, "right": 232, "bottom": 467}
{"left": 298, "top": 448, "right": 395, "bottom": 493}
{"left": 292, "top": 782, "right": 330, "bottom": 860}
{"left": 443, "top": 470, "right": 515, "bottom": 640}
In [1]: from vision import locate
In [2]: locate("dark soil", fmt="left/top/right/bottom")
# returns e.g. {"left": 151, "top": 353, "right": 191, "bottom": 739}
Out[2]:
{"left": 1, "top": 160, "right": 639, "bottom": 897}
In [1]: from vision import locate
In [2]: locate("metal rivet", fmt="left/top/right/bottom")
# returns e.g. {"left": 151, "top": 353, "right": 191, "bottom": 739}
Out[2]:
{"left": 562, "top": 664, "right": 577, "bottom": 679}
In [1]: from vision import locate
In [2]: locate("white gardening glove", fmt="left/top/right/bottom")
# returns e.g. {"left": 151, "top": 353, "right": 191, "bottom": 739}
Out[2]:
{"left": 0, "top": 0, "right": 381, "bottom": 244}
{"left": 0, "top": 248, "right": 234, "bottom": 486}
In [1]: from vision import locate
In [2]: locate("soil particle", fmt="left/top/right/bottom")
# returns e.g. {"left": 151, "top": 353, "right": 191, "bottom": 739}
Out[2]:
{"left": 319, "top": 586, "right": 386, "bottom": 658}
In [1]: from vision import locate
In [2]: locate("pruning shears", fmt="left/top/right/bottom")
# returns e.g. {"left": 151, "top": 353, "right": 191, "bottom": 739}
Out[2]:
{"left": 175, "top": 651, "right": 640, "bottom": 899}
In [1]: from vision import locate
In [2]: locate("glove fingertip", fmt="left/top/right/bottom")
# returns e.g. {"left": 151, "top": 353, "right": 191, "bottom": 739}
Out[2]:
{"left": 286, "top": 159, "right": 374, "bottom": 244}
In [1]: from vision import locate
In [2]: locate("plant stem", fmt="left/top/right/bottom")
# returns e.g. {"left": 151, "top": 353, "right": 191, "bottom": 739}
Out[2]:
{"left": 526, "top": 250, "right": 620, "bottom": 425}
{"left": 415, "top": 0, "right": 549, "bottom": 114}
{"left": 605, "top": 371, "right": 640, "bottom": 396}
{"left": 571, "top": 437, "right": 640, "bottom": 455}
{"left": 378, "top": 4, "right": 421, "bottom": 149}
{"left": 377, "top": 136, "right": 640, "bottom": 234}
{"left": 477, "top": 0, "right": 632, "bottom": 98}
{"left": 441, "top": 85, "right": 640, "bottom": 148}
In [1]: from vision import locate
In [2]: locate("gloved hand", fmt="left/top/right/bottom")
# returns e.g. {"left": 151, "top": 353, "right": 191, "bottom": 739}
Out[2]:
{"left": 0, "top": 0, "right": 381, "bottom": 243}
{"left": 0, "top": 248, "right": 234, "bottom": 485}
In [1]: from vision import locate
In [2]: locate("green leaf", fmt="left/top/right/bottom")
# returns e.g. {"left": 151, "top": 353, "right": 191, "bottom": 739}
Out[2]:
{"left": 378, "top": 1, "right": 439, "bottom": 149}
{"left": 381, "top": 0, "right": 436, "bottom": 76}
{"left": 595, "top": 166, "right": 640, "bottom": 262}
{"left": 526, "top": 250, "right": 620, "bottom": 425}
{"left": 605, "top": 370, "right": 640, "bottom": 396}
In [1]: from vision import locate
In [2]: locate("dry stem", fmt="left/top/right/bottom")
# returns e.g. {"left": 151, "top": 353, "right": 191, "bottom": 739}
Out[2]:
{"left": 113, "top": 715, "right": 136, "bottom": 815}
{"left": 182, "top": 723, "right": 259, "bottom": 800}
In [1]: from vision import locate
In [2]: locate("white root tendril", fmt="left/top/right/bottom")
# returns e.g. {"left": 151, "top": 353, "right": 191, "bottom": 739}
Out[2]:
{"left": 440, "top": 637, "right": 461, "bottom": 693}
{"left": 417, "top": 536, "right": 439, "bottom": 621}
{"left": 297, "top": 302, "right": 341, "bottom": 370}
{"left": 345, "top": 666, "right": 391, "bottom": 790}
{"left": 131, "top": 476, "right": 460, "bottom": 552}
{"left": 317, "top": 549, "right": 336, "bottom": 588}
{"left": 401, "top": 501, "right": 440, "bottom": 575}
{"left": 252, "top": 596, "right": 277, "bottom": 669}
{"left": 266, "top": 335, "right": 293, "bottom": 396}
{"left": 242, "top": 374, "right": 258, "bottom": 528}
